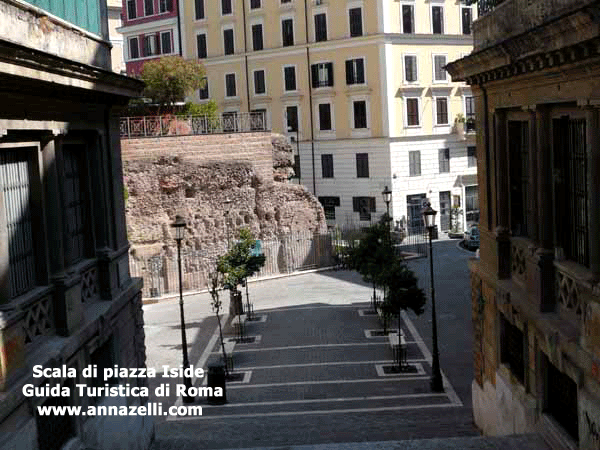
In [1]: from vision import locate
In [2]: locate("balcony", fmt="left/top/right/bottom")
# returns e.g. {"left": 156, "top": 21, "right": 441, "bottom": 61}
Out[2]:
{"left": 120, "top": 112, "right": 268, "bottom": 139}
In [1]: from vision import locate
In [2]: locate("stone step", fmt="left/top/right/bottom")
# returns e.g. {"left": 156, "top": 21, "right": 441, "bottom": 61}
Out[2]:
{"left": 152, "top": 434, "right": 550, "bottom": 450}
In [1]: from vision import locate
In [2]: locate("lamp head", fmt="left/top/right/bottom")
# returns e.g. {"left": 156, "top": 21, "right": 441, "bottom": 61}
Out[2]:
{"left": 382, "top": 185, "right": 392, "bottom": 205}
{"left": 171, "top": 215, "right": 186, "bottom": 241}
{"left": 422, "top": 202, "right": 437, "bottom": 229}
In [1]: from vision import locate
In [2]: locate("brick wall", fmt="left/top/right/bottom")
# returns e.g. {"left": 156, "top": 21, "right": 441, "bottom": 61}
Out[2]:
{"left": 121, "top": 132, "right": 274, "bottom": 183}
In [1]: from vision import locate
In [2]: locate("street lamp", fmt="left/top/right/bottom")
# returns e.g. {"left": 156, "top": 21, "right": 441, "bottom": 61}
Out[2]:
{"left": 422, "top": 202, "right": 444, "bottom": 393}
{"left": 223, "top": 198, "right": 232, "bottom": 249}
{"left": 171, "top": 215, "right": 195, "bottom": 403}
{"left": 382, "top": 186, "right": 392, "bottom": 229}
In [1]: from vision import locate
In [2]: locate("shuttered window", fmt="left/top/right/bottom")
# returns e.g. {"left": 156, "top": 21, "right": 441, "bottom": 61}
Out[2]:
{"left": 225, "top": 73, "right": 236, "bottom": 97}
{"left": 284, "top": 66, "right": 296, "bottom": 91}
{"left": 0, "top": 149, "right": 36, "bottom": 298}
{"left": 254, "top": 70, "right": 265, "bottom": 95}
{"left": 222, "top": 0, "right": 232, "bottom": 15}
{"left": 315, "top": 13, "right": 327, "bottom": 42}
{"left": 345, "top": 58, "right": 365, "bottom": 85}
{"left": 433, "top": 55, "right": 447, "bottom": 81}
{"left": 195, "top": 0, "right": 204, "bottom": 19}
{"left": 404, "top": 55, "right": 417, "bottom": 82}
{"left": 439, "top": 148, "right": 450, "bottom": 173}
{"left": 223, "top": 29, "right": 234, "bottom": 55}
{"left": 409, "top": 151, "right": 421, "bottom": 176}
{"left": 282, "top": 19, "right": 294, "bottom": 47}
{"left": 311, "top": 62, "right": 334, "bottom": 88}
{"left": 406, "top": 98, "right": 419, "bottom": 126}
{"left": 356, "top": 153, "right": 369, "bottom": 178}
{"left": 252, "top": 24, "right": 263, "bottom": 51}
{"left": 436, "top": 98, "right": 448, "bottom": 125}
{"left": 432, "top": 6, "right": 444, "bottom": 34}
{"left": 197, "top": 34, "right": 207, "bottom": 59}
{"left": 402, "top": 5, "right": 414, "bottom": 34}
{"left": 319, "top": 104, "right": 332, "bottom": 131}
{"left": 349, "top": 8, "right": 362, "bottom": 37}
{"left": 353, "top": 101, "right": 367, "bottom": 129}
{"left": 321, "top": 154, "right": 334, "bottom": 178}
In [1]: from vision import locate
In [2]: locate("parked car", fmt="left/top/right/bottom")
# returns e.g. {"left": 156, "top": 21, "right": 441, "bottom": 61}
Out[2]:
{"left": 464, "top": 225, "right": 479, "bottom": 250}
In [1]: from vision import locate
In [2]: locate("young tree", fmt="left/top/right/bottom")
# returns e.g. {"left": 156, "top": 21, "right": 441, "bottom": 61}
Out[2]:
{"left": 208, "top": 271, "right": 229, "bottom": 376}
{"left": 140, "top": 56, "right": 206, "bottom": 111}
{"left": 216, "top": 228, "right": 266, "bottom": 319}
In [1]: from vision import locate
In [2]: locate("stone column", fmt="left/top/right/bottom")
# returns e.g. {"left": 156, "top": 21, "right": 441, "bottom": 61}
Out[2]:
{"left": 585, "top": 104, "right": 600, "bottom": 275}
{"left": 494, "top": 109, "right": 510, "bottom": 279}
{"left": 534, "top": 105, "right": 555, "bottom": 312}
{"left": 525, "top": 106, "right": 538, "bottom": 242}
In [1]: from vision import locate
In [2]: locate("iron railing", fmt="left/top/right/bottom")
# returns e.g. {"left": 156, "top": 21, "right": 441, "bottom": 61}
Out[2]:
{"left": 470, "top": 0, "right": 506, "bottom": 17}
{"left": 120, "top": 112, "right": 267, "bottom": 139}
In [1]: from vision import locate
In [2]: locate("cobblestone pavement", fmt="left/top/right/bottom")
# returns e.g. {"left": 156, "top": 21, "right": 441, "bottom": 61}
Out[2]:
{"left": 143, "top": 241, "right": 548, "bottom": 449}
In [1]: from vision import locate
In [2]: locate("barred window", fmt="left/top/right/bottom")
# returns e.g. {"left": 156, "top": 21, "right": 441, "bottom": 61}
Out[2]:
{"left": 545, "top": 357, "right": 579, "bottom": 441}
{"left": 509, "top": 121, "right": 529, "bottom": 237}
{"left": 319, "top": 197, "right": 340, "bottom": 220}
{"left": 0, "top": 149, "right": 36, "bottom": 298}
{"left": 500, "top": 315, "right": 525, "bottom": 384}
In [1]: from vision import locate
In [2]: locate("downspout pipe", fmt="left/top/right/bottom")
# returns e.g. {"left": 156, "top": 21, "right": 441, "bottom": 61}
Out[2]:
{"left": 241, "top": 0, "right": 250, "bottom": 114}
{"left": 176, "top": 0, "right": 182, "bottom": 55}
{"left": 304, "top": 0, "right": 316, "bottom": 195}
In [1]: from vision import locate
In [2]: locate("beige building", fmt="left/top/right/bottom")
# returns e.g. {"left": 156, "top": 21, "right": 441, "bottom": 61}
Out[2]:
{"left": 179, "top": 0, "right": 477, "bottom": 230}
{"left": 107, "top": 0, "right": 126, "bottom": 72}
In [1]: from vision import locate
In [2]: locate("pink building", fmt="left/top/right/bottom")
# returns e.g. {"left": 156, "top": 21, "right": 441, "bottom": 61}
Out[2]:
{"left": 117, "top": 0, "right": 180, "bottom": 75}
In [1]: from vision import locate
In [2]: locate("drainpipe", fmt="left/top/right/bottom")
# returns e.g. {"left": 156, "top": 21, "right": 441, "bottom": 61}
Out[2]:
{"left": 176, "top": 0, "right": 182, "bottom": 55}
{"left": 304, "top": 0, "right": 316, "bottom": 195}
{"left": 241, "top": 0, "right": 251, "bottom": 114}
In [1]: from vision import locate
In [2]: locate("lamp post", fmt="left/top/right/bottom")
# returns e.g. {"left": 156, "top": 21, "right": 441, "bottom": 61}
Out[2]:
{"left": 223, "top": 198, "right": 232, "bottom": 249}
{"left": 171, "top": 215, "right": 195, "bottom": 403}
{"left": 382, "top": 186, "right": 392, "bottom": 230}
{"left": 422, "top": 203, "right": 444, "bottom": 393}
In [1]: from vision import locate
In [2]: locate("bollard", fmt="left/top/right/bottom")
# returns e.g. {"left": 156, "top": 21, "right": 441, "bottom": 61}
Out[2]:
{"left": 207, "top": 363, "right": 227, "bottom": 405}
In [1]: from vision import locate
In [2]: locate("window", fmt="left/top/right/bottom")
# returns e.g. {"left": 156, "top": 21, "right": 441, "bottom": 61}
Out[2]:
{"left": 404, "top": 55, "right": 417, "bottom": 82}
{"left": 252, "top": 24, "right": 263, "bottom": 51}
{"left": 159, "top": 0, "right": 172, "bottom": 13}
{"left": 144, "top": 0, "right": 154, "bottom": 16}
{"left": 409, "top": 151, "right": 421, "bottom": 176}
{"left": 349, "top": 7, "right": 362, "bottom": 37}
{"left": 315, "top": 13, "right": 327, "bottom": 42}
{"left": 468, "top": 146, "right": 476, "bottom": 168}
{"left": 284, "top": 66, "right": 296, "bottom": 91}
{"left": 439, "top": 148, "right": 450, "bottom": 173}
{"left": 225, "top": 73, "right": 236, "bottom": 97}
{"left": 353, "top": 101, "right": 367, "bottom": 129}
{"left": 282, "top": 18, "right": 294, "bottom": 46}
{"left": 345, "top": 58, "right": 365, "bottom": 85}
{"left": 435, "top": 97, "right": 448, "bottom": 125}
{"left": 508, "top": 121, "right": 529, "bottom": 237}
{"left": 439, "top": 191, "right": 451, "bottom": 231}
{"left": 199, "top": 78, "right": 209, "bottom": 99}
{"left": 500, "top": 315, "right": 525, "bottom": 384}
{"left": 127, "top": 0, "right": 136, "bottom": 19}
{"left": 128, "top": 37, "right": 139, "bottom": 59}
{"left": 143, "top": 34, "right": 158, "bottom": 56}
{"left": 286, "top": 106, "right": 299, "bottom": 132}
{"left": 431, "top": 6, "right": 444, "bottom": 34}
{"left": 406, "top": 193, "right": 426, "bottom": 232}
{"left": 553, "top": 116, "right": 589, "bottom": 266}
{"left": 311, "top": 62, "right": 334, "bottom": 88}
{"left": 462, "top": 7, "right": 472, "bottom": 35}
{"left": 224, "top": 28, "right": 234, "bottom": 55}
{"left": 281, "top": 0, "right": 292, "bottom": 3}
{"left": 197, "top": 33, "right": 207, "bottom": 58}
{"left": 402, "top": 4, "right": 414, "bottom": 34}
{"left": 160, "top": 31, "right": 172, "bottom": 54}
{"left": 544, "top": 357, "right": 579, "bottom": 441}
{"left": 250, "top": 0, "right": 261, "bottom": 9}
{"left": 465, "top": 96, "right": 475, "bottom": 131}
{"left": 250, "top": 109, "right": 267, "bottom": 131}
{"left": 61, "top": 144, "right": 91, "bottom": 265}
{"left": 321, "top": 154, "right": 334, "bottom": 178}
{"left": 318, "top": 103, "right": 332, "bottom": 130}
{"left": 294, "top": 154, "right": 300, "bottom": 178}
{"left": 465, "top": 185, "right": 479, "bottom": 224}
{"left": 254, "top": 70, "right": 265, "bottom": 95}
{"left": 356, "top": 153, "right": 369, "bottom": 178}
{"left": 318, "top": 197, "right": 340, "bottom": 220}
{"left": 433, "top": 55, "right": 447, "bottom": 82}
{"left": 222, "top": 0, "right": 232, "bottom": 15}
{"left": 195, "top": 0, "right": 204, "bottom": 19}
{"left": 406, "top": 98, "right": 419, "bottom": 126}
{"left": 353, "top": 197, "right": 376, "bottom": 221}
{"left": 0, "top": 149, "right": 37, "bottom": 298}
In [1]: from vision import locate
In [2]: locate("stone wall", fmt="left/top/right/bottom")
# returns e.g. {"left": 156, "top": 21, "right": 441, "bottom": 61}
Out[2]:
{"left": 121, "top": 132, "right": 274, "bottom": 183}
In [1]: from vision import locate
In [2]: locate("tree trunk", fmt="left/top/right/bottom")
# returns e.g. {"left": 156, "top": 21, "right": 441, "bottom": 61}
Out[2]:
{"left": 229, "top": 289, "right": 243, "bottom": 316}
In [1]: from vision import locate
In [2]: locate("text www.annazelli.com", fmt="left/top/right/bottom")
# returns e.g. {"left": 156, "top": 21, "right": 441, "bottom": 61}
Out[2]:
{"left": 37, "top": 403, "right": 202, "bottom": 417}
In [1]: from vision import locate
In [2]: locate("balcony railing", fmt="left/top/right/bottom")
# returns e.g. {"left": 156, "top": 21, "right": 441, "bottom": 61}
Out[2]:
{"left": 470, "top": 0, "right": 506, "bottom": 17}
{"left": 120, "top": 112, "right": 267, "bottom": 139}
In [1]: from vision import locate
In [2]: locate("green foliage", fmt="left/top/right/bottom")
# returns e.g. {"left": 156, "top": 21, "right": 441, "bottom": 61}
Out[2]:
{"left": 123, "top": 185, "right": 129, "bottom": 205}
{"left": 179, "top": 100, "right": 218, "bottom": 118}
{"left": 140, "top": 56, "right": 206, "bottom": 109}
{"left": 216, "top": 229, "right": 266, "bottom": 292}
{"left": 208, "top": 271, "right": 224, "bottom": 314}
{"left": 347, "top": 221, "right": 425, "bottom": 317}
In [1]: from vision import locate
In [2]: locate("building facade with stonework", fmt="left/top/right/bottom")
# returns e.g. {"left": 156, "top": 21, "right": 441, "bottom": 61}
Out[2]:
{"left": 0, "top": 0, "right": 152, "bottom": 449}
{"left": 121, "top": 0, "right": 479, "bottom": 231}
{"left": 446, "top": 0, "right": 600, "bottom": 449}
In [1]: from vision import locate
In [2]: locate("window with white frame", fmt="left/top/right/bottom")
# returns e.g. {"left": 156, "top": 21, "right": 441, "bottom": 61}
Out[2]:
{"left": 281, "top": 0, "right": 292, "bottom": 3}
{"left": 404, "top": 55, "right": 417, "bottom": 83}
{"left": 223, "top": 28, "right": 234, "bottom": 55}
{"left": 433, "top": 55, "right": 447, "bottom": 82}
{"left": 284, "top": 66, "right": 296, "bottom": 91}
{"left": 467, "top": 146, "right": 476, "bottom": 168}
{"left": 282, "top": 18, "right": 294, "bottom": 46}
{"left": 286, "top": 105, "right": 299, "bottom": 132}
{"left": 462, "top": 7, "right": 473, "bottom": 35}
{"left": 127, "top": 0, "right": 136, "bottom": 19}
{"left": 431, "top": 5, "right": 444, "bottom": 34}
{"left": 349, "top": 7, "right": 363, "bottom": 37}
{"left": 160, "top": 31, "right": 172, "bottom": 54}
{"left": 225, "top": 73, "right": 237, "bottom": 97}
{"left": 435, "top": 97, "right": 449, "bottom": 125}
{"left": 314, "top": 13, "right": 327, "bottom": 42}
{"left": 409, "top": 150, "right": 421, "bottom": 176}
{"left": 144, "top": 0, "right": 154, "bottom": 16}
{"left": 318, "top": 103, "right": 332, "bottom": 130}
{"left": 311, "top": 62, "right": 334, "bottom": 88}
{"left": 405, "top": 98, "right": 420, "bottom": 126}
{"left": 195, "top": 0, "right": 204, "bottom": 20}
{"left": 465, "top": 95, "right": 475, "bottom": 131}
{"left": 160, "top": 0, "right": 172, "bottom": 13}
{"left": 222, "top": 0, "right": 232, "bottom": 15}
{"left": 401, "top": 4, "right": 414, "bottom": 34}
{"left": 345, "top": 58, "right": 365, "bottom": 85}
{"left": 128, "top": 37, "right": 139, "bottom": 60}
{"left": 356, "top": 153, "right": 369, "bottom": 178}
{"left": 353, "top": 100, "right": 367, "bottom": 129}
{"left": 197, "top": 33, "right": 207, "bottom": 58}
{"left": 250, "top": 0, "right": 261, "bottom": 9}
{"left": 142, "top": 34, "right": 158, "bottom": 57}
{"left": 439, "top": 148, "right": 450, "bottom": 173}
{"left": 254, "top": 70, "right": 266, "bottom": 95}
{"left": 321, "top": 154, "right": 334, "bottom": 178}
{"left": 252, "top": 23, "right": 264, "bottom": 51}
{"left": 199, "top": 78, "right": 209, "bottom": 99}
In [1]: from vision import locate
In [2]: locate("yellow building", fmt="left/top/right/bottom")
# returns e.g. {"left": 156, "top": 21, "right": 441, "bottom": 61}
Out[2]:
{"left": 180, "top": 0, "right": 477, "bottom": 229}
